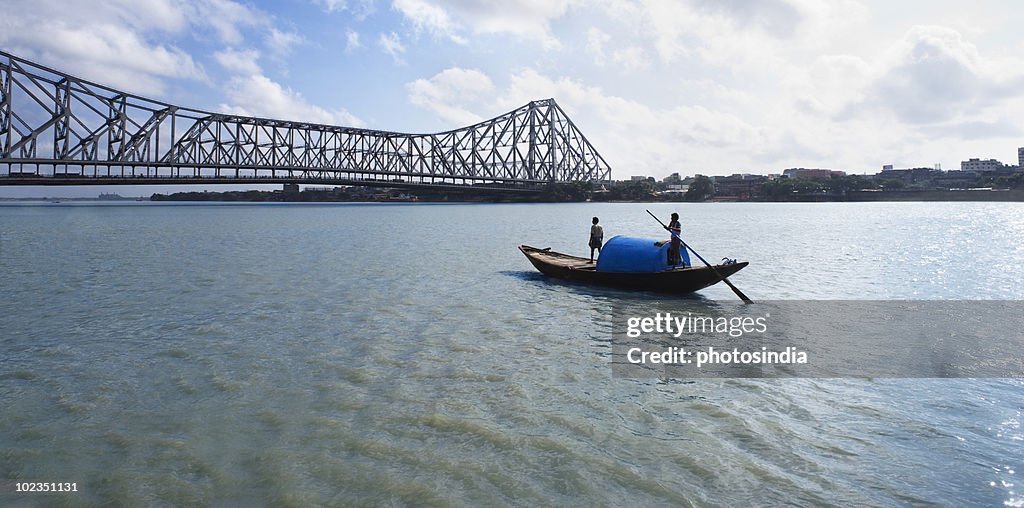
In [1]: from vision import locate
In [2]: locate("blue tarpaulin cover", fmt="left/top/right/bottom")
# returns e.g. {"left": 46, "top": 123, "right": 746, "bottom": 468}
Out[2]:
{"left": 595, "top": 235, "right": 690, "bottom": 272}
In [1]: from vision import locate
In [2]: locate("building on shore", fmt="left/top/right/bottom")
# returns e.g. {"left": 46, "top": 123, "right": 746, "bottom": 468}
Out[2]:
{"left": 712, "top": 174, "right": 768, "bottom": 200}
{"left": 782, "top": 168, "right": 846, "bottom": 179}
{"left": 961, "top": 158, "right": 1005, "bottom": 172}
{"left": 1019, "top": 147, "right": 1023, "bottom": 168}
{"left": 869, "top": 167, "right": 943, "bottom": 187}
{"left": 933, "top": 171, "right": 982, "bottom": 189}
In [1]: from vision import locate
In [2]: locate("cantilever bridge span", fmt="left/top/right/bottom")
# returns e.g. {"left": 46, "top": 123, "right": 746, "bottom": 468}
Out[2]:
{"left": 0, "top": 51, "right": 611, "bottom": 192}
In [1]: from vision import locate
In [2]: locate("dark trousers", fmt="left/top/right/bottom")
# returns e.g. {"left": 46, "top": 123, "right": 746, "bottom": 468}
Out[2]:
{"left": 668, "top": 241, "right": 681, "bottom": 265}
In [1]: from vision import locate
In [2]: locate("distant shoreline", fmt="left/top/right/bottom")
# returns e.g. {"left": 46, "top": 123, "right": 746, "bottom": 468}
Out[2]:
{"left": 5, "top": 188, "right": 1024, "bottom": 203}
{"left": 749, "top": 189, "right": 1024, "bottom": 203}
{"left": 147, "top": 188, "right": 1024, "bottom": 203}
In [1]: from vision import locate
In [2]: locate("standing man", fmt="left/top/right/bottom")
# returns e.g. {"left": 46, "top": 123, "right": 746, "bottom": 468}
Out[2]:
{"left": 589, "top": 216, "right": 604, "bottom": 263}
{"left": 666, "top": 212, "right": 682, "bottom": 266}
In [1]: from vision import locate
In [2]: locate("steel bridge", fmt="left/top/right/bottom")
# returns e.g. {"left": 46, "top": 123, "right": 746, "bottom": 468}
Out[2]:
{"left": 0, "top": 50, "right": 611, "bottom": 192}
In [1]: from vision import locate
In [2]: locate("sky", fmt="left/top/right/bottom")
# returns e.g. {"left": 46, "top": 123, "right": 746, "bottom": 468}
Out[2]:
{"left": 2, "top": 0, "right": 1024, "bottom": 197}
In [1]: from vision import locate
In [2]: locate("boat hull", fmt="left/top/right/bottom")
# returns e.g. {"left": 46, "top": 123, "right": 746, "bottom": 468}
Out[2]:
{"left": 519, "top": 245, "right": 748, "bottom": 293}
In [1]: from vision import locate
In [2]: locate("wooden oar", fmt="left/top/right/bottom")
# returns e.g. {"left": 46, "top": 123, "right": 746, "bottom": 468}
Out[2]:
{"left": 646, "top": 209, "right": 753, "bottom": 304}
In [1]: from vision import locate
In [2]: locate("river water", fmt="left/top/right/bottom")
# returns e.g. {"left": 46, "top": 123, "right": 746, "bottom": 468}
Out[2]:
{"left": 1, "top": 201, "right": 1022, "bottom": 505}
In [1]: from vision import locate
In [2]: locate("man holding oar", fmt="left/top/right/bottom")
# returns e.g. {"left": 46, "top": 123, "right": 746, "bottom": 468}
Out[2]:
{"left": 666, "top": 212, "right": 682, "bottom": 266}
{"left": 646, "top": 209, "right": 752, "bottom": 303}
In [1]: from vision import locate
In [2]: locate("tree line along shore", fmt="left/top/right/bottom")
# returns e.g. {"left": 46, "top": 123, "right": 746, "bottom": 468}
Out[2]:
{"left": 149, "top": 171, "right": 1024, "bottom": 203}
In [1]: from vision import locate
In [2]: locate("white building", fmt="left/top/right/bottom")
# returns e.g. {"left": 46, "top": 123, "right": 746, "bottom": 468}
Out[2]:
{"left": 960, "top": 158, "right": 1005, "bottom": 172}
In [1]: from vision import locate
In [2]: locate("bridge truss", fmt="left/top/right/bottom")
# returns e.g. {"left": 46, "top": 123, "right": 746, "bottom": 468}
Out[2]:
{"left": 0, "top": 50, "right": 611, "bottom": 189}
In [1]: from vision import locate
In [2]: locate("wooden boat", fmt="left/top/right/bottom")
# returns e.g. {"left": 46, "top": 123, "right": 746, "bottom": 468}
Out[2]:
{"left": 519, "top": 235, "right": 747, "bottom": 293}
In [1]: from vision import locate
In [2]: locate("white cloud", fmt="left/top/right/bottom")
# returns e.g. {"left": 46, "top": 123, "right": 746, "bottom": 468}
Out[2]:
{"left": 378, "top": 31, "right": 407, "bottom": 64}
{"left": 630, "top": 0, "right": 870, "bottom": 75}
{"left": 345, "top": 30, "right": 361, "bottom": 52}
{"left": 640, "top": 0, "right": 792, "bottom": 67}
{"left": 109, "top": 0, "right": 190, "bottom": 32}
{"left": 214, "top": 48, "right": 262, "bottom": 75}
{"left": 314, "top": 0, "right": 375, "bottom": 18}
{"left": 850, "top": 25, "right": 1024, "bottom": 125}
{"left": 689, "top": 0, "right": 802, "bottom": 37}
{"left": 796, "top": 54, "right": 873, "bottom": 116}
{"left": 219, "top": 74, "right": 365, "bottom": 127}
{"left": 315, "top": 0, "right": 347, "bottom": 12}
{"left": 611, "top": 46, "right": 648, "bottom": 71}
{"left": 497, "top": 68, "right": 771, "bottom": 171}
{"left": 774, "top": 24, "right": 1024, "bottom": 170}
{"left": 586, "top": 27, "right": 610, "bottom": 64}
{"left": 406, "top": 67, "right": 773, "bottom": 176}
{"left": 407, "top": 68, "right": 496, "bottom": 126}
{"left": 0, "top": 20, "right": 206, "bottom": 95}
{"left": 559, "top": 2, "right": 1024, "bottom": 173}
{"left": 192, "top": 0, "right": 264, "bottom": 45}
{"left": 391, "top": 0, "right": 577, "bottom": 47}
{"left": 392, "top": 0, "right": 467, "bottom": 44}
{"left": 585, "top": 26, "right": 648, "bottom": 71}
{"left": 266, "top": 29, "right": 303, "bottom": 59}
{"left": 0, "top": 0, "right": 271, "bottom": 96}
